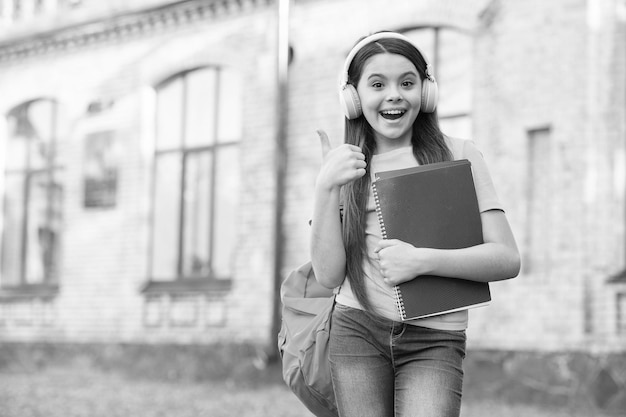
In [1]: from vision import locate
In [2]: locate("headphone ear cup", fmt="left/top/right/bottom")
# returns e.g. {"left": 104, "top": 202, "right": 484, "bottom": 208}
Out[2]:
{"left": 420, "top": 79, "right": 438, "bottom": 113}
{"left": 340, "top": 84, "right": 362, "bottom": 119}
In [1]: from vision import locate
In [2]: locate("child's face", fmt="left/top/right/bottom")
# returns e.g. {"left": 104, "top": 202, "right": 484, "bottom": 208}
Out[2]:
{"left": 356, "top": 53, "right": 421, "bottom": 152}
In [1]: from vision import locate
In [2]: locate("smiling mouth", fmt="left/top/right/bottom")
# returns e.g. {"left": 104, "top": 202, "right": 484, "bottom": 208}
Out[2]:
{"left": 380, "top": 109, "right": 406, "bottom": 120}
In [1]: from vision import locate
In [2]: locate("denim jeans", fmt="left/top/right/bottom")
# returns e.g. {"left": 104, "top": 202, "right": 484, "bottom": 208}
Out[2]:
{"left": 329, "top": 303, "right": 466, "bottom": 417}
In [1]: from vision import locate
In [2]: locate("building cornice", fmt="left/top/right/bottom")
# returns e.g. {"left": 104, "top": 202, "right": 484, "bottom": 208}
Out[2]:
{"left": 0, "top": 0, "right": 274, "bottom": 63}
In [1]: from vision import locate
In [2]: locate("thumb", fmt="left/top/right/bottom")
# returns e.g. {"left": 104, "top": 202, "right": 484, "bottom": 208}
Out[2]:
{"left": 317, "top": 129, "right": 331, "bottom": 158}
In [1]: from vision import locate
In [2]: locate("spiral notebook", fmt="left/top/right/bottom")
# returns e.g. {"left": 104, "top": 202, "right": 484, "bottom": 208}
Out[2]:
{"left": 372, "top": 159, "right": 491, "bottom": 321}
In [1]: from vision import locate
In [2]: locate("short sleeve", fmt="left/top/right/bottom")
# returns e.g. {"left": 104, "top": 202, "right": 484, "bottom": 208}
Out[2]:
{"left": 457, "top": 139, "right": 503, "bottom": 213}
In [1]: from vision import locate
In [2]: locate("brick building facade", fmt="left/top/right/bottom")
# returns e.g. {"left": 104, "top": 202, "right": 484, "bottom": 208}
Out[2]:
{"left": 0, "top": 0, "right": 625, "bottom": 410}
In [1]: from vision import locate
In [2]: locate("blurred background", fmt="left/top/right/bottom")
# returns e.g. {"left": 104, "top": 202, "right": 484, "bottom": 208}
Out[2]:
{"left": 0, "top": 0, "right": 624, "bottom": 415}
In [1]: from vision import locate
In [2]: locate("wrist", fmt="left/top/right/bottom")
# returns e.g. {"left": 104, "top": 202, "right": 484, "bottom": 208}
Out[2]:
{"left": 415, "top": 247, "right": 438, "bottom": 276}
{"left": 313, "top": 182, "right": 341, "bottom": 217}
{"left": 315, "top": 176, "right": 341, "bottom": 194}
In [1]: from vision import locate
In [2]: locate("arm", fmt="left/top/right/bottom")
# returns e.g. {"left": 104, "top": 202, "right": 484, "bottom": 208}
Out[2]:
{"left": 375, "top": 209, "right": 521, "bottom": 285}
{"left": 310, "top": 183, "right": 346, "bottom": 288}
{"left": 310, "top": 130, "right": 366, "bottom": 288}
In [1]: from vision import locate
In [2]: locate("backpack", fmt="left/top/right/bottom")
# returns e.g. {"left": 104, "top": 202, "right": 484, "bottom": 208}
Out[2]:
{"left": 277, "top": 261, "right": 339, "bottom": 417}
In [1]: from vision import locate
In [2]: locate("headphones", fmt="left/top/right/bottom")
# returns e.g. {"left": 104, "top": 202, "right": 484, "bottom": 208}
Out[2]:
{"left": 338, "top": 32, "right": 439, "bottom": 120}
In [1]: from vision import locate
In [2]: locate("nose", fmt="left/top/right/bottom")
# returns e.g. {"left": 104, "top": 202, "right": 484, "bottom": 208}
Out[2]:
{"left": 386, "top": 86, "right": 403, "bottom": 102}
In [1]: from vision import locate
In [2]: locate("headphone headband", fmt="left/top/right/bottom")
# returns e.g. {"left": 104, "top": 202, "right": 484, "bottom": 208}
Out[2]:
{"left": 339, "top": 32, "right": 436, "bottom": 88}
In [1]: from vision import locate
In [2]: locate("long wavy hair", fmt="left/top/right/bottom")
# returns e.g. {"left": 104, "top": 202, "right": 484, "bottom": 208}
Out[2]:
{"left": 341, "top": 35, "right": 453, "bottom": 313}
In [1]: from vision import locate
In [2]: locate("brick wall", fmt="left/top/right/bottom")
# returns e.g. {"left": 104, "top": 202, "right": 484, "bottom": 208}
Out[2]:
{"left": 282, "top": 0, "right": 626, "bottom": 352}
{"left": 469, "top": 0, "right": 626, "bottom": 351}
{"left": 0, "top": 0, "right": 624, "bottom": 355}
{"left": 0, "top": 2, "right": 280, "bottom": 344}
{"left": 470, "top": 0, "right": 592, "bottom": 350}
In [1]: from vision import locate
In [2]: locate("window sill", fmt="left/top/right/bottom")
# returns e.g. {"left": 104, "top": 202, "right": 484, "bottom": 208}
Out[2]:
{"left": 140, "top": 278, "right": 232, "bottom": 295}
{"left": 0, "top": 284, "right": 59, "bottom": 300}
{"left": 608, "top": 269, "right": 626, "bottom": 284}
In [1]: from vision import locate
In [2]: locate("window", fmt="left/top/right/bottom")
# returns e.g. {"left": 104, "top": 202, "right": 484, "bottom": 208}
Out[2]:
{"left": 618, "top": 292, "right": 626, "bottom": 334}
{"left": 524, "top": 127, "right": 552, "bottom": 274}
{"left": 149, "top": 67, "right": 242, "bottom": 283}
{"left": 83, "top": 131, "right": 118, "bottom": 208}
{"left": 404, "top": 27, "right": 473, "bottom": 139}
{"left": 1, "top": 99, "right": 63, "bottom": 289}
{"left": 34, "top": 0, "right": 45, "bottom": 13}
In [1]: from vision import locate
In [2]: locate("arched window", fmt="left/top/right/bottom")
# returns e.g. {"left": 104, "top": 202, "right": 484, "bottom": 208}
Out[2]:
{"left": 1, "top": 99, "right": 62, "bottom": 288}
{"left": 405, "top": 27, "right": 473, "bottom": 139}
{"left": 148, "top": 66, "right": 242, "bottom": 283}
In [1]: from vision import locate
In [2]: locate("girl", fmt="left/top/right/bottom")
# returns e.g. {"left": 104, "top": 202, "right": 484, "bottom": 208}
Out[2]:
{"left": 310, "top": 32, "right": 520, "bottom": 417}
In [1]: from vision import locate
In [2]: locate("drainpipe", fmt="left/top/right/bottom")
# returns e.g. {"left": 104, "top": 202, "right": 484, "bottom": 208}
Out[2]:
{"left": 268, "top": 0, "right": 290, "bottom": 362}
{"left": 618, "top": 5, "right": 626, "bottom": 282}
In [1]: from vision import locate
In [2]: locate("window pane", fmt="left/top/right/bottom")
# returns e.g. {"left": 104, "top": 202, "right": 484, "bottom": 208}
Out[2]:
{"left": 28, "top": 100, "right": 54, "bottom": 170}
{"left": 182, "top": 151, "right": 212, "bottom": 278}
{"left": 525, "top": 128, "right": 553, "bottom": 274}
{"left": 83, "top": 131, "right": 117, "bottom": 208}
{"left": 1, "top": 175, "right": 25, "bottom": 286}
{"left": 156, "top": 78, "right": 183, "bottom": 151}
{"left": 437, "top": 30, "right": 472, "bottom": 117}
{"left": 212, "top": 146, "right": 239, "bottom": 279}
{"left": 185, "top": 68, "right": 217, "bottom": 148}
{"left": 4, "top": 130, "right": 28, "bottom": 171}
{"left": 7, "top": 104, "right": 34, "bottom": 138}
{"left": 48, "top": 176, "right": 63, "bottom": 284}
{"left": 26, "top": 172, "right": 60, "bottom": 284}
{"left": 31, "top": 101, "right": 54, "bottom": 142}
{"left": 405, "top": 29, "right": 436, "bottom": 71}
{"left": 439, "top": 116, "right": 472, "bottom": 140}
{"left": 2, "top": 100, "right": 62, "bottom": 287}
{"left": 217, "top": 70, "right": 243, "bottom": 143}
{"left": 151, "top": 153, "right": 182, "bottom": 280}
{"left": 6, "top": 104, "right": 30, "bottom": 171}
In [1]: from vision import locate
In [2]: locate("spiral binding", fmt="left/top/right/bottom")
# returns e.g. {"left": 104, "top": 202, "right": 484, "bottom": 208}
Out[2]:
{"left": 371, "top": 181, "right": 387, "bottom": 239}
{"left": 373, "top": 179, "right": 405, "bottom": 319}
{"left": 393, "top": 285, "right": 406, "bottom": 320}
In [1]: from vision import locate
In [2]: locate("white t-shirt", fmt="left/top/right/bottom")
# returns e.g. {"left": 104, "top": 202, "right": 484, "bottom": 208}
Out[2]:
{"left": 335, "top": 136, "right": 503, "bottom": 331}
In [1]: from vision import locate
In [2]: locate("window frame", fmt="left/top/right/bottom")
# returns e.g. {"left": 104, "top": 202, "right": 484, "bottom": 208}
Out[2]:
{"left": 401, "top": 25, "right": 474, "bottom": 138}
{"left": 143, "top": 66, "right": 240, "bottom": 293}
{"left": 0, "top": 98, "right": 62, "bottom": 297}
{"left": 523, "top": 126, "right": 553, "bottom": 276}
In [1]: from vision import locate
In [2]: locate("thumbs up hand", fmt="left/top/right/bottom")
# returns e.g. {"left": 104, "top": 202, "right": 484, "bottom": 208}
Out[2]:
{"left": 316, "top": 129, "right": 367, "bottom": 191}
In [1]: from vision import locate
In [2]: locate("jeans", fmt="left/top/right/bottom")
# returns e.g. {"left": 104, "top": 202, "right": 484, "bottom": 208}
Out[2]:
{"left": 329, "top": 303, "right": 466, "bottom": 417}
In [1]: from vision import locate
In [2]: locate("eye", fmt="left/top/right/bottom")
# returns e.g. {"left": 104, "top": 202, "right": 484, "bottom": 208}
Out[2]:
{"left": 401, "top": 80, "right": 415, "bottom": 88}
{"left": 371, "top": 81, "right": 383, "bottom": 88}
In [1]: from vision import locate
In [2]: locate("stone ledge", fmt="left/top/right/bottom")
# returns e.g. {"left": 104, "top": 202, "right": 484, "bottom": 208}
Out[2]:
{"left": 0, "top": 342, "right": 624, "bottom": 414}
{"left": 463, "top": 350, "right": 626, "bottom": 415}
{"left": 0, "top": 341, "right": 272, "bottom": 386}
{"left": 0, "top": 0, "right": 274, "bottom": 62}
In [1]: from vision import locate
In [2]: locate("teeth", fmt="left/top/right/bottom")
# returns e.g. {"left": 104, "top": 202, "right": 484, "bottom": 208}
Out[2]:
{"left": 382, "top": 110, "right": 405, "bottom": 115}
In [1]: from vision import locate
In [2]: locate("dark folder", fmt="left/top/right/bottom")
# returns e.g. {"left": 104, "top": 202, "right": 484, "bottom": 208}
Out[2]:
{"left": 372, "top": 159, "right": 491, "bottom": 320}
